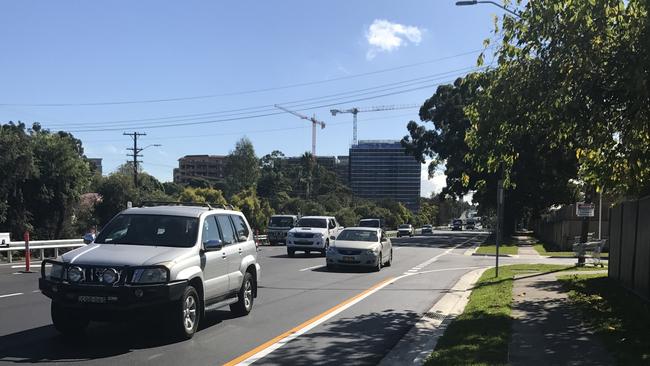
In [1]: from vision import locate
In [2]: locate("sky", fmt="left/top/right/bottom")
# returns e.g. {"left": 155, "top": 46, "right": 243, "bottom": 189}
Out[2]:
{"left": 0, "top": 1, "right": 506, "bottom": 198}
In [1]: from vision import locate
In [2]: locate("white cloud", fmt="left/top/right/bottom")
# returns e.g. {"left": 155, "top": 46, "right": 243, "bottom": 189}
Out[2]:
{"left": 366, "top": 19, "right": 424, "bottom": 60}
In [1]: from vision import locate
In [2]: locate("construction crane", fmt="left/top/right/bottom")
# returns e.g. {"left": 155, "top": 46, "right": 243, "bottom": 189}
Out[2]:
{"left": 274, "top": 104, "right": 326, "bottom": 159}
{"left": 330, "top": 104, "right": 420, "bottom": 145}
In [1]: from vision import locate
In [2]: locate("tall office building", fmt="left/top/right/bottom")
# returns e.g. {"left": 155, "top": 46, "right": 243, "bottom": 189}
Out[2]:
{"left": 349, "top": 140, "right": 421, "bottom": 211}
{"left": 173, "top": 155, "right": 227, "bottom": 184}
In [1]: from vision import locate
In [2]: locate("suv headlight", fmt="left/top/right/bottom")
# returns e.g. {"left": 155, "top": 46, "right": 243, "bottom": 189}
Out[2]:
{"left": 131, "top": 267, "right": 168, "bottom": 284}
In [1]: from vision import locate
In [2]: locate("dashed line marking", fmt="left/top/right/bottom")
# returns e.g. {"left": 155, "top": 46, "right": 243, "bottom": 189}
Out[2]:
{"left": 299, "top": 265, "right": 325, "bottom": 272}
{"left": 0, "top": 292, "right": 23, "bottom": 299}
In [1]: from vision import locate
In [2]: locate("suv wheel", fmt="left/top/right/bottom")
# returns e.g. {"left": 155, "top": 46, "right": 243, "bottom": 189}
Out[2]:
{"left": 322, "top": 240, "right": 329, "bottom": 256}
{"left": 287, "top": 249, "right": 295, "bottom": 257}
{"left": 374, "top": 253, "right": 383, "bottom": 272}
{"left": 51, "top": 302, "right": 89, "bottom": 336}
{"left": 170, "top": 285, "right": 200, "bottom": 340}
{"left": 230, "top": 272, "right": 254, "bottom": 316}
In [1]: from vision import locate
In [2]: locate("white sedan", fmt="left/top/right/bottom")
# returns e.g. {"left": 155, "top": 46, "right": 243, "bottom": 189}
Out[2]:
{"left": 326, "top": 227, "right": 393, "bottom": 271}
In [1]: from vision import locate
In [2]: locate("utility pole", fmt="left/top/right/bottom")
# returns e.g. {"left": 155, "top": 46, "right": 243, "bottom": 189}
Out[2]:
{"left": 124, "top": 132, "right": 146, "bottom": 187}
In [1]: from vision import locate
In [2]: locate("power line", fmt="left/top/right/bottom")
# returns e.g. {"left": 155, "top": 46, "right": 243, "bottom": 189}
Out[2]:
{"left": 0, "top": 47, "right": 490, "bottom": 107}
{"left": 43, "top": 65, "right": 482, "bottom": 129}
{"left": 81, "top": 111, "right": 418, "bottom": 143}
{"left": 66, "top": 79, "right": 449, "bottom": 132}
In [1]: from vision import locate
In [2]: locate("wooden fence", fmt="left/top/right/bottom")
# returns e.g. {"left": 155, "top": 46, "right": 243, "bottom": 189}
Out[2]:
{"left": 608, "top": 196, "right": 650, "bottom": 301}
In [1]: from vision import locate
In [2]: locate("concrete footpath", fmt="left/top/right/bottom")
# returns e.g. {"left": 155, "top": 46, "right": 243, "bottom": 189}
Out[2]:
{"left": 509, "top": 270, "right": 612, "bottom": 366}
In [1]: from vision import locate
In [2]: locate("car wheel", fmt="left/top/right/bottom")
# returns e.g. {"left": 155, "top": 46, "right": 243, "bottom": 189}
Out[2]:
{"left": 230, "top": 272, "right": 254, "bottom": 316}
{"left": 169, "top": 285, "right": 200, "bottom": 340}
{"left": 51, "top": 302, "right": 89, "bottom": 336}
{"left": 322, "top": 240, "right": 329, "bottom": 257}
{"left": 385, "top": 249, "right": 393, "bottom": 267}
{"left": 288, "top": 249, "right": 295, "bottom": 257}
{"left": 374, "top": 253, "right": 382, "bottom": 272}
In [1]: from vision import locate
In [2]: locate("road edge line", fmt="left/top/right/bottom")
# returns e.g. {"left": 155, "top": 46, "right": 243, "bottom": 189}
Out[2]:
{"left": 223, "top": 276, "right": 397, "bottom": 366}
{"left": 378, "top": 266, "right": 489, "bottom": 366}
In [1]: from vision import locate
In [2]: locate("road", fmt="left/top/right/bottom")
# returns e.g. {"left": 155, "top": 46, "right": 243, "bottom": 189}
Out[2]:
{"left": 0, "top": 231, "right": 513, "bottom": 365}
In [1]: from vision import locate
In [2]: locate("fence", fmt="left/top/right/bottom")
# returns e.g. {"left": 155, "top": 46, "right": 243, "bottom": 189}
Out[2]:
{"left": 608, "top": 195, "right": 650, "bottom": 301}
{"left": 532, "top": 202, "right": 609, "bottom": 250}
{"left": 0, "top": 239, "right": 85, "bottom": 263}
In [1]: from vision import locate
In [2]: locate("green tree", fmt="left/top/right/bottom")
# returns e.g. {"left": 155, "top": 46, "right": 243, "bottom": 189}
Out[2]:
{"left": 230, "top": 188, "right": 274, "bottom": 231}
{"left": 178, "top": 187, "right": 227, "bottom": 206}
{"left": 224, "top": 137, "right": 260, "bottom": 197}
{"left": 94, "top": 173, "right": 138, "bottom": 226}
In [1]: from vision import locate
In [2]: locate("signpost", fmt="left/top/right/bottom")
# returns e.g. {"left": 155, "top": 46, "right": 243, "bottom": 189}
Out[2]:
{"left": 576, "top": 202, "right": 595, "bottom": 217}
{"left": 496, "top": 180, "right": 504, "bottom": 277}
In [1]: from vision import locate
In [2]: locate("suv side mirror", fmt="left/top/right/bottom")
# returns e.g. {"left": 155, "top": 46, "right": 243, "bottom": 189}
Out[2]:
{"left": 204, "top": 239, "right": 223, "bottom": 251}
{"left": 329, "top": 235, "right": 336, "bottom": 241}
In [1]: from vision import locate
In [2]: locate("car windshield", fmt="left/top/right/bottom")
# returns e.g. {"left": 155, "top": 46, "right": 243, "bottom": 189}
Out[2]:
{"left": 359, "top": 220, "right": 380, "bottom": 228}
{"left": 269, "top": 216, "right": 294, "bottom": 227}
{"left": 336, "top": 230, "right": 378, "bottom": 242}
{"left": 296, "top": 218, "right": 327, "bottom": 228}
{"left": 453, "top": 220, "right": 463, "bottom": 225}
{"left": 399, "top": 224, "right": 410, "bottom": 229}
{"left": 95, "top": 214, "right": 199, "bottom": 247}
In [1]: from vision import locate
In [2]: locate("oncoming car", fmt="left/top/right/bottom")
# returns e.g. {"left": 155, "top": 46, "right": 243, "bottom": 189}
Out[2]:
{"left": 326, "top": 227, "right": 392, "bottom": 271}
{"left": 39, "top": 203, "right": 261, "bottom": 340}
{"left": 397, "top": 224, "right": 414, "bottom": 237}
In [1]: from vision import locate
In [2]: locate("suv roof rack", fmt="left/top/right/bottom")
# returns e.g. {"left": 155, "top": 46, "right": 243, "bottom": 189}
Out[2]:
{"left": 140, "top": 201, "right": 215, "bottom": 210}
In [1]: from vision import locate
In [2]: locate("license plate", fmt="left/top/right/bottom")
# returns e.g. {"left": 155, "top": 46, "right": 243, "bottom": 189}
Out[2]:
{"left": 342, "top": 256, "right": 355, "bottom": 262}
{"left": 78, "top": 295, "right": 107, "bottom": 304}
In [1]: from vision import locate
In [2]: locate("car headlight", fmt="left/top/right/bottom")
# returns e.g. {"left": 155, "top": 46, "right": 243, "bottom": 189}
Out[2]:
{"left": 67, "top": 266, "right": 84, "bottom": 282}
{"left": 47, "top": 263, "right": 64, "bottom": 279}
{"left": 131, "top": 267, "right": 168, "bottom": 284}
{"left": 365, "top": 247, "right": 380, "bottom": 254}
{"left": 101, "top": 268, "right": 120, "bottom": 284}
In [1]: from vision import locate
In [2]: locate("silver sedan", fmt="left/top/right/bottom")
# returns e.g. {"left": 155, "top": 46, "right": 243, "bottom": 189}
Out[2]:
{"left": 326, "top": 227, "right": 393, "bottom": 271}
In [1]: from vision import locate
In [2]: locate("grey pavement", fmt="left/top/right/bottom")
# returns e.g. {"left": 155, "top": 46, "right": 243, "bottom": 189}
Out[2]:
{"left": 509, "top": 270, "right": 613, "bottom": 366}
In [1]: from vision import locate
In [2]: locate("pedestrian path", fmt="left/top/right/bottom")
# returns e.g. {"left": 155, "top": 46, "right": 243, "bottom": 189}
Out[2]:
{"left": 509, "top": 270, "right": 612, "bottom": 366}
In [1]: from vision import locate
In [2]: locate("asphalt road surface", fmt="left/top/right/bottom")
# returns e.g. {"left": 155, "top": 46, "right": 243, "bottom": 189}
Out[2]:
{"left": 0, "top": 231, "right": 502, "bottom": 365}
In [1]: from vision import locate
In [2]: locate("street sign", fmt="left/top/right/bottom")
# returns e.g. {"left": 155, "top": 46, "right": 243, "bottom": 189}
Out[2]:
{"left": 576, "top": 202, "right": 595, "bottom": 217}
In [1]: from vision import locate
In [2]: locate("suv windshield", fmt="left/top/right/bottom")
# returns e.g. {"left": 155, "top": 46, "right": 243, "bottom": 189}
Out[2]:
{"left": 359, "top": 220, "right": 380, "bottom": 228}
{"left": 297, "top": 218, "right": 327, "bottom": 228}
{"left": 336, "top": 230, "right": 378, "bottom": 242}
{"left": 95, "top": 214, "right": 199, "bottom": 247}
{"left": 399, "top": 224, "right": 411, "bottom": 229}
{"left": 269, "top": 216, "right": 294, "bottom": 227}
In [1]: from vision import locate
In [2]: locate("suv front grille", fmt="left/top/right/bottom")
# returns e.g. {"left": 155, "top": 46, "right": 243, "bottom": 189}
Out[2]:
{"left": 293, "top": 233, "right": 315, "bottom": 239}
{"left": 337, "top": 249, "right": 362, "bottom": 255}
{"left": 69, "top": 265, "right": 127, "bottom": 286}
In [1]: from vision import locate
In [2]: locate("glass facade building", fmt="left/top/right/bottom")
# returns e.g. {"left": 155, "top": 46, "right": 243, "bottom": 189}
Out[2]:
{"left": 349, "top": 140, "right": 421, "bottom": 211}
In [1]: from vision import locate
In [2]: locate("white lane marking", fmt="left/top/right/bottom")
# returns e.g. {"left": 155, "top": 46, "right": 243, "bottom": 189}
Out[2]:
{"left": 232, "top": 235, "right": 483, "bottom": 366}
{"left": 0, "top": 292, "right": 23, "bottom": 299}
{"left": 299, "top": 265, "right": 325, "bottom": 272}
{"left": 70, "top": 245, "right": 99, "bottom": 264}
{"left": 402, "top": 236, "right": 481, "bottom": 275}
{"left": 32, "top": 290, "right": 41, "bottom": 293}
{"left": 410, "top": 266, "right": 484, "bottom": 276}
{"left": 11, "top": 264, "right": 50, "bottom": 269}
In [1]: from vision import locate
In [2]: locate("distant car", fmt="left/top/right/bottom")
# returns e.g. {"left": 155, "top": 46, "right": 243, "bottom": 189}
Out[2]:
{"left": 421, "top": 224, "right": 433, "bottom": 234}
{"left": 286, "top": 216, "right": 343, "bottom": 257}
{"left": 465, "top": 219, "right": 476, "bottom": 230}
{"left": 358, "top": 218, "right": 382, "bottom": 229}
{"left": 267, "top": 214, "right": 298, "bottom": 245}
{"left": 397, "top": 224, "right": 414, "bottom": 237}
{"left": 452, "top": 219, "right": 463, "bottom": 231}
{"left": 326, "top": 227, "right": 392, "bottom": 271}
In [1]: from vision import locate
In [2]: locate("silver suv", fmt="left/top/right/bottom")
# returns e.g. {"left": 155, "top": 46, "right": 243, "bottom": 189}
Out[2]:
{"left": 39, "top": 203, "right": 261, "bottom": 340}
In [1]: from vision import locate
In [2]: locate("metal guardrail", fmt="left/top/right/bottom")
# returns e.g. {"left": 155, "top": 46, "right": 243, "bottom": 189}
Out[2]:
{"left": 0, "top": 239, "right": 85, "bottom": 263}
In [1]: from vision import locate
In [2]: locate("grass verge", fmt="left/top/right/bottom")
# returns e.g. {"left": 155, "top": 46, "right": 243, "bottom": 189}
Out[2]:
{"left": 425, "top": 264, "right": 607, "bottom": 366}
{"left": 475, "top": 242, "right": 518, "bottom": 256}
{"left": 558, "top": 274, "right": 650, "bottom": 365}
